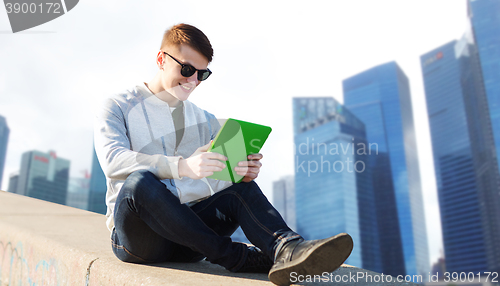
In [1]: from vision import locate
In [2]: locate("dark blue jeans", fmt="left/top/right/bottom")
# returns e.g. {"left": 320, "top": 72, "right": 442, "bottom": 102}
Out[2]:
{"left": 111, "top": 170, "right": 301, "bottom": 271}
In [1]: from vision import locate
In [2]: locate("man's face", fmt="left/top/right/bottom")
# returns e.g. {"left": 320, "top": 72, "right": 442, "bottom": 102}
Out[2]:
{"left": 160, "top": 44, "right": 209, "bottom": 103}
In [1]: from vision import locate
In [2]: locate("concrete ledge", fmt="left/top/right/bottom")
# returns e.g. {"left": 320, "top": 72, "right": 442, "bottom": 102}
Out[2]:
{"left": 0, "top": 191, "right": 417, "bottom": 285}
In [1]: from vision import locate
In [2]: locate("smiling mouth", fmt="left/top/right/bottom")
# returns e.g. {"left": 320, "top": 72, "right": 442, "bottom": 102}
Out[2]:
{"left": 179, "top": 83, "right": 193, "bottom": 91}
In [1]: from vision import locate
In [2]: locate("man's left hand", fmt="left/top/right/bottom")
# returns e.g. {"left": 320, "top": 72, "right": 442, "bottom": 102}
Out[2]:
{"left": 235, "top": 153, "right": 263, "bottom": 183}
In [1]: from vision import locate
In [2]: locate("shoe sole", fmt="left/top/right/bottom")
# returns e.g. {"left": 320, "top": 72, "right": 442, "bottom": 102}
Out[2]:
{"left": 268, "top": 233, "right": 353, "bottom": 286}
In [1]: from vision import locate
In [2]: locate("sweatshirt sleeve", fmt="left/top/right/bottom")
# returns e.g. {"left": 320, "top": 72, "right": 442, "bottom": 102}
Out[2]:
{"left": 94, "top": 97, "right": 182, "bottom": 181}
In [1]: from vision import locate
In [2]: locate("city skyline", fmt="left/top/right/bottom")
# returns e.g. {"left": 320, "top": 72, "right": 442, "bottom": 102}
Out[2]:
{"left": 1, "top": 0, "right": 471, "bottom": 265}
{"left": 14, "top": 150, "right": 70, "bottom": 205}
{"left": 3, "top": 145, "right": 108, "bottom": 215}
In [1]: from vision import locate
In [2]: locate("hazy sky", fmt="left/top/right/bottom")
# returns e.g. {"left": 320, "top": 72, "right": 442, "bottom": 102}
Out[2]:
{"left": 0, "top": 0, "right": 468, "bottom": 265}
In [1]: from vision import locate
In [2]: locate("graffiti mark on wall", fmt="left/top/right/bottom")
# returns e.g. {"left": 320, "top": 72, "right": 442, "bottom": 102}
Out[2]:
{"left": 0, "top": 239, "right": 60, "bottom": 286}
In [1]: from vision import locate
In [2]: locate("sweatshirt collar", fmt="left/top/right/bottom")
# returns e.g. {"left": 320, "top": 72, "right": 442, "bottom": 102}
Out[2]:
{"left": 137, "top": 83, "right": 185, "bottom": 108}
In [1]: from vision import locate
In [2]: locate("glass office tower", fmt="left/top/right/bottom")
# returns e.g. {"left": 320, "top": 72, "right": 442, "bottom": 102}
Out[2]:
{"left": 0, "top": 115, "right": 9, "bottom": 189}
{"left": 293, "top": 97, "right": 381, "bottom": 271}
{"left": 7, "top": 172, "right": 18, "bottom": 193}
{"left": 469, "top": 0, "right": 500, "bottom": 174}
{"left": 421, "top": 35, "right": 500, "bottom": 273}
{"left": 467, "top": 1, "right": 500, "bottom": 273}
{"left": 16, "top": 150, "right": 70, "bottom": 205}
{"left": 88, "top": 147, "right": 107, "bottom": 214}
{"left": 343, "top": 62, "right": 429, "bottom": 278}
{"left": 66, "top": 176, "right": 90, "bottom": 211}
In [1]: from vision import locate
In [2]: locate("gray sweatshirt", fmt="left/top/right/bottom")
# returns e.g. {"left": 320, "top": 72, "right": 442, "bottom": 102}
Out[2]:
{"left": 94, "top": 83, "right": 232, "bottom": 231}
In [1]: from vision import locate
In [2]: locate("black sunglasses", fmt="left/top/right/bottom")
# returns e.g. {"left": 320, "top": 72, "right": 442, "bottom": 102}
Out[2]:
{"left": 163, "top": 52, "right": 212, "bottom": 81}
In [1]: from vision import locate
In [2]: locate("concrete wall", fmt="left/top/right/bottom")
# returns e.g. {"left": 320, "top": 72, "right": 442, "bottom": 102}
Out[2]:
{"left": 0, "top": 191, "right": 419, "bottom": 286}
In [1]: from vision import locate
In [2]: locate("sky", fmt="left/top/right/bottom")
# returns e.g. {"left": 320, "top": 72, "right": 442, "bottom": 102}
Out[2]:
{"left": 0, "top": 0, "right": 469, "bottom": 266}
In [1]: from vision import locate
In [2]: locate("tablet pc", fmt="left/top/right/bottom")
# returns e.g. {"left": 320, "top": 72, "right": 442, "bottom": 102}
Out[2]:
{"left": 207, "top": 118, "right": 272, "bottom": 183}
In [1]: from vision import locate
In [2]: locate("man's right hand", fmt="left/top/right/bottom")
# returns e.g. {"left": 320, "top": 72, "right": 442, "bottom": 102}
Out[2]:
{"left": 178, "top": 141, "right": 227, "bottom": 180}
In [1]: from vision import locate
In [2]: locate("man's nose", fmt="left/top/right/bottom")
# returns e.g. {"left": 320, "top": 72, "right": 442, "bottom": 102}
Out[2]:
{"left": 187, "top": 72, "right": 200, "bottom": 86}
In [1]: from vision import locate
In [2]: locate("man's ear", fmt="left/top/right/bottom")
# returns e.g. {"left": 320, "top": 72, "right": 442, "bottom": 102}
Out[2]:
{"left": 156, "top": 51, "right": 164, "bottom": 70}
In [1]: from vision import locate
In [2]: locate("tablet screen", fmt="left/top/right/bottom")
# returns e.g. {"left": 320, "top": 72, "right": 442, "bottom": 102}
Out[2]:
{"left": 207, "top": 118, "right": 272, "bottom": 182}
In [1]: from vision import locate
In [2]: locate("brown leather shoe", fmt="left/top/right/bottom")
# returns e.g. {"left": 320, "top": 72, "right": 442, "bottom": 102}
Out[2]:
{"left": 268, "top": 233, "right": 353, "bottom": 286}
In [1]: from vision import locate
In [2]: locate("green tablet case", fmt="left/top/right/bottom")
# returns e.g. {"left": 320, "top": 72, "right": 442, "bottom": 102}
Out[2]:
{"left": 207, "top": 118, "right": 272, "bottom": 183}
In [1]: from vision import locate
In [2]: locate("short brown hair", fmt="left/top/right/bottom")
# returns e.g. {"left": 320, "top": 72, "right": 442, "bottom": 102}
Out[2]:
{"left": 160, "top": 23, "right": 213, "bottom": 62}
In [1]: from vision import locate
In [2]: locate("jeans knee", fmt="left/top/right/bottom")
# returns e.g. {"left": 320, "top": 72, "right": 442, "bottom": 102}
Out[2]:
{"left": 121, "top": 170, "right": 162, "bottom": 200}
{"left": 222, "top": 181, "right": 266, "bottom": 205}
{"left": 112, "top": 244, "right": 151, "bottom": 264}
{"left": 128, "top": 170, "right": 157, "bottom": 184}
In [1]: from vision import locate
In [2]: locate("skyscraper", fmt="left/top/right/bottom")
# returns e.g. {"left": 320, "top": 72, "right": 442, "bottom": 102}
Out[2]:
{"left": 7, "top": 172, "right": 18, "bottom": 194}
{"left": 16, "top": 150, "right": 70, "bottom": 205}
{"left": 272, "top": 175, "right": 296, "bottom": 231}
{"left": 467, "top": 0, "right": 500, "bottom": 273}
{"left": 293, "top": 97, "right": 381, "bottom": 271}
{"left": 421, "top": 35, "right": 500, "bottom": 273}
{"left": 66, "top": 176, "right": 90, "bottom": 211}
{"left": 468, "top": 0, "right": 500, "bottom": 174}
{"left": 343, "top": 62, "right": 429, "bottom": 278}
{"left": 0, "top": 115, "right": 9, "bottom": 189}
{"left": 87, "top": 147, "right": 107, "bottom": 214}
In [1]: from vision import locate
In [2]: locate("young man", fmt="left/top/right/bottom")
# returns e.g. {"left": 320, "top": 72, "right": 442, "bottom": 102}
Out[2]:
{"left": 94, "top": 23, "right": 353, "bottom": 285}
